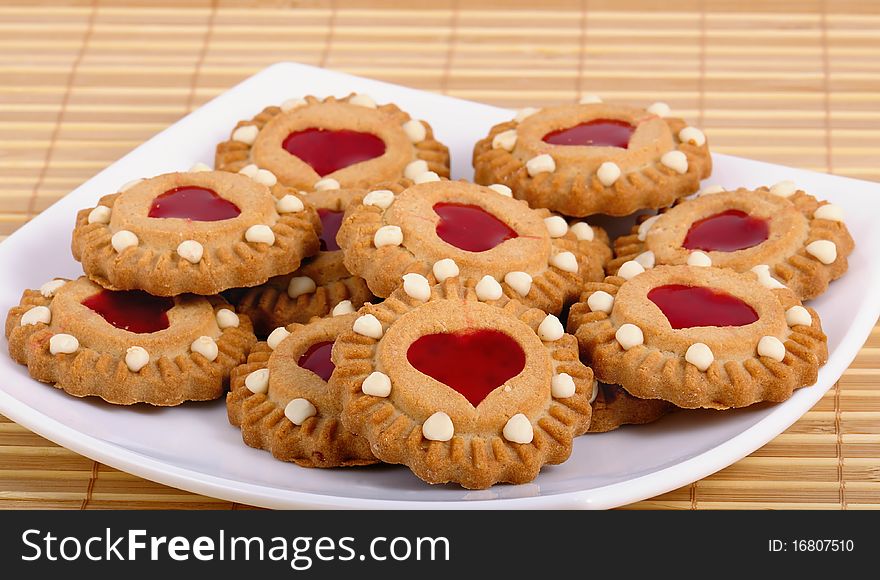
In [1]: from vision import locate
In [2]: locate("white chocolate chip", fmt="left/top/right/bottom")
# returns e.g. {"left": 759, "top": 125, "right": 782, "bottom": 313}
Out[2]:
{"left": 570, "top": 222, "right": 594, "bottom": 241}
{"left": 287, "top": 276, "right": 317, "bottom": 298}
{"left": 634, "top": 250, "right": 656, "bottom": 269}
{"left": 254, "top": 169, "right": 277, "bottom": 187}
{"left": 125, "top": 346, "right": 150, "bottom": 372}
{"left": 587, "top": 291, "right": 614, "bottom": 314}
{"left": 492, "top": 129, "right": 518, "bottom": 151}
{"left": 502, "top": 413, "right": 533, "bottom": 444}
{"left": 647, "top": 101, "right": 671, "bottom": 117}
{"left": 698, "top": 185, "right": 726, "bottom": 196}
{"left": 615, "top": 324, "right": 644, "bottom": 350}
{"left": 245, "top": 368, "right": 270, "bottom": 394}
{"left": 504, "top": 271, "right": 532, "bottom": 297}
{"left": 432, "top": 258, "right": 460, "bottom": 282}
{"left": 544, "top": 216, "right": 568, "bottom": 238}
{"left": 475, "top": 275, "right": 503, "bottom": 301}
{"left": 87, "top": 206, "right": 111, "bottom": 225}
{"left": 401, "top": 119, "right": 426, "bottom": 142}
{"left": 687, "top": 251, "right": 712, "bottom": 267}
{"left": 348, "top": 93, "right": 377, "bottom": 108}
{"left": 232, "top": 125, "right": 259, "bottom": 145}
{"left": 814, "top": 204, "right": 844, "bottom": 222}
{"left": 280, "top": 98, "right": 306, "bottom": 112}
{"left": 314, "top": 178, "right": 340, "bottom": 191}
{"left": 111, "top": 230, "right": 139, "bottom": 253}
{"left": 750, "top": 265, "right": 787, "bottom": 290}
{"left": 285, "top": 398, "right": 317, "bottom": 425}
{"left": 276, "top": 194, "right": 304, "bottom": 214}
{"left": 189, "top": 162, "right": 212, "bottom": 173}
{"left": 551, "top": 373, "right": 576, "bottom": 398}
{"left": 537, "top": 314, "right": 564, "bottom": 342}
{"left": 267, "top": 327, "right": 291, "bottom": 350}
{"left": 39, "top": 279, "right": 66, "bottom": 298}
{"left": 678, "top": 126, "right": 706, "bottom": 146}
{"left": 402, "top": 273, "right": 431, "bottom": 301}
{"left": 757, "top": 336, "right": 786, "bottom": 362}
{"left": 238, "top": 164, "right": 259, "bottom": 178}
{"left": 589, "top": 381, "right": 599, "bottom": 404}
{"left": 353, "top": 314, "right": 383, "bottom": 339}
{"left": 514, "top": 107, "right": 539, "bottom": 123}
{"left": 215, "top": 308, "right": 240, "bottom": 329}
{"left": 332, "top": 300, "right": 356, "bottom": 316}
{"left": 119, "top": 178, "right": 143, "bottom": 193}
{"left": 579, "top": 95, "right": 603, "bottom": 104}
{"left": 770, "top": 180, "right": 798, "bottom": 198}
{"left": 637, "top": 215, "right": 660, "bottom": 241}
{"left": 550, "top": 251, "right": 579, "bottom": 273}
{"left": 404, "top": 160, "right": 429, "bottom": 180}
{"left": 176, "top": 240, "right": 203, "bottom": 264}
{"left": 374, "top": 225, "right": 403, "bottom": 248}
{"left": 685, "top": 342, "right": 714, "bottom": 372}
{"left": 413, "top": 171, "right": 441, "bottom": 184}
{"left": 617, "top": 260, "right": 645, "bottom": 280}
{"left": 422, "top": 411, "right": 454, "bottom": 442}
{"left": 526, "top": 154, "right": 556, "bottom": 177}
{"left": 660, "top": 150, "right": 688, "bottom": 174}
{"left": 20, "top": 306, "right": 51, "bottom": 326}
{"left": 488, "top": 183, "right": 512, "bottom": 197}
{"left": 363, "top": 189, "right": 395, "bottom": 209}
{"left": 190, "top": 336, "right": 218, "bottom": 362}
{"left": 597, "top": 161, "right": 621, "bottom": 186}
{"left": 805, "top": 240, "right": 837, "bottom": 264}
{"left": 245, "top": 224, "right": 275, "bottom": 245}
{"left": 361, "top": 371, "right": 392, "bottom": 397}
{"left": 786, "top": 305, "right": 812, "bottom": 327}
{"left": 49, "top": 333, "right": 79, "bottom": 355}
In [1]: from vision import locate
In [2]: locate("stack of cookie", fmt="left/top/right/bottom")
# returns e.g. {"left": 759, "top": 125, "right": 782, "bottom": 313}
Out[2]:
{"left": 5, "top": 92, "right": 855, "bottom": 491}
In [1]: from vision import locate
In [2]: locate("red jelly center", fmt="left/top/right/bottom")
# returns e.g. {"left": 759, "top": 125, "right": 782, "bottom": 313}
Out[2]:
{"left": 648, "top": 285, "right": 758, "bottom": 329}
{"left": 298, "top": 340, "right": 335, "bottom": 382}
{"left": 317, "top": 209, "right": 344, "bottom": 252}
{"left": 148, "top": 186, "right": 241, "bottom": 222}
{"left": 282, "top": 128, "right": 386, "bottom": 176}
{"left": 542, "top": 119, "right": 634, "bottom": 148}
{"left": 683, "top": 209, "right": 770, "bottom": 253}
{"left": 82, "top": 290, "right": 174, "bottom": 334}
{"left": 406, "top": 329, "right": 526, "bottom": 406}
{"left": 434, "top": 203, "right": 518, "bottom": 252}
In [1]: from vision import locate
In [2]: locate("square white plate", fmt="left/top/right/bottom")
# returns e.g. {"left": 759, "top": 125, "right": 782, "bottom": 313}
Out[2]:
{"left": 1, "top": 62, "right": 878, "bottom": 509}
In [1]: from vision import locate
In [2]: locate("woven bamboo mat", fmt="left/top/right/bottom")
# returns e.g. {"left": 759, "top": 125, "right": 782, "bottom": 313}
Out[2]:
{"left": 1, "top": 0, "right": 879, "bottom": 510}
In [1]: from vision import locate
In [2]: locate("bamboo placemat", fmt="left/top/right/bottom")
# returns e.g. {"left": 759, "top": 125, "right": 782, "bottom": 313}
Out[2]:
{"left": 1, "top": 0, "right": 878, "bottom": 510}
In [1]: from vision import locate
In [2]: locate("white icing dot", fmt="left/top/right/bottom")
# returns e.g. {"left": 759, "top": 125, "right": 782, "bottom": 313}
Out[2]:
{"left": 579, "top": 95, "right": 603, "bottom": 104}
{"left": 432, "top": 258, "right": 460, "bottom": 282}
{"left": 504, "top": 271, "right": 532, "bottom": 297}
{"left": 285, "top": 398, "right": 317, "bottom": 425}
{"left": 544, "top": 216, "right": 569, "bottom": 238}
{"left": 526, "top": 154, "right": 556, "bottom": 177}
{"left": 685, "top": 342, "right": 714, "bottom": 372}
{"left": 267, "top": 327, "right": 291, "bottom": 350}
{"left": 551, "top": 373, "right": 576, "bottom": 398}
{"left": 276, "top": 194, "right": 304, "bottom": 213}
{"left": 757, "top": 336, "right": 786, "bottom": 362}
{"left": 20, "top": 306, "right": 51, "bottom": 326}
{"left": 698, "top": 185, "right": 726, "bottom": 196}
{"left": 404, "top": 160, "right": 429, "bottom": 180}
{"left": 750, "top": 264, "right": 787, "bottom": 290}
{"left": 280, "top": 98, "right": 306, "bottom": 112}
{"left": 413, "top": 171, "right": 441, "bottom": 184}
{"left": 176, "top": 240, "right": 203, "bottom": 264}
{"left": 314, "top": 178, "right": 340, "bottom": 191}
{"left": 348, "top": 93, "right": 377, "bottom": 108}
{"left": 770, "top": 180, "right": 798, "bottom": 198}
{"left": 422, "top": 411, "right": 454, "bottom": 442}
{"left": 678, "top": 126, "right": 706, "bottom": 146}
{"left": 125, "top": 346, "right": 150, "bottom": 372}
{"left": 245, "top": 368, "right": 270, "bottom": 394}
{"left": 615, "top": 324, "right": 644, "bottom": 350}
{"left": 492, "top": 129, "right": 518, "bottom": 151}
{"left": 353, "top": 314, "right": 383, "bottom": 339}
{"left": 814, "top": 204, "right": 844, "bottom": 222}
{"left": 238, "top": 164, "right": 259, "bottom": 178}
{"left": 634, "top": 250, "right": 656, "bottom": 269}
{"left": 475, "top": 275, "right": 503, "bottom": 301}
{"left": 786, "top": 305, "right": 812, "bottom": 327}
{"left": 660, "top": 150, "right": 688, "bottom": 174}
{"left": 402, "top": 119, "right": 426, "bottom": 142}
{"left": 191, "top": 336, "right": 219, "bottom": 362}
{"left": 245, "top": 224, "right": 275, "bottom": 245}
{"left": 647, "top": 101, "right": 671, "bottom": 117}
{"left": 805, "top": 239, "right": 837, "bottom": 264}
{"left": 232, "top": 125, "right": 259, "bottom": 145}
{"left": 119, "top": 178, "right": 144, "bottom": 193}
{"left": 402, "top": 273, "right": 431, "bottom": 301}
{"left": 363, "top": 189, "right": 395, "bottom": 209}
{"left": 49, "top": 333, "right": 79, "bottom": 355}
{"left": 39, "top": 279, "right": 66, "bottom": 298}
{"left": 537, "top": 314, "right": 564, "bottom": 342}
{"left": 687, "top": 251, "right": 712, "bottom": 267}
{"left": 288, "top": 276, "right": 317, "bottom": 298}
{"left": 254, "top": 169, "right": 277, "bottom": 187}
{"left": 361, "top": 371, "right": 392, "bottom": 397}
{"left": 487, "top": 183, "right": 512, "bottom": 197}
{"left": 332, "top": 300, "right": 356, "bottom": 316}
{"left": 589, "top": 381, "right": 599, "bottom": 404}
{"left": 111, "top": 230, "right": 139, "bottom": 253}
{"left": 587, "top": 291, "right": 614, "bottom": 314}
{"left": 550, "top": 251, "right": 579, "bottom": 273}
{"left": 617, "top": 260, "right": 645, "bottom": 280}
{"left": 503, "top": 413, "right": 534, "bottom": 444}
{"left": 570, "top": 222, "right": 594, "bottom": 241}
{"left": 87, "top": 206, "right": 111, "bottom": 225}
{"left": 637, "top": 215, "right": 660, "bottom": 241}
{"left": 189, "top": 162, "right": 212, "bottom": 173}
{"left": 514, "top": 107, "right": 539, "bottom": 123}
{"left": 215, "top": 308, "right": 239, "bottom": 329}
{"left": 597, "top": 161, "right": 621, "bottom": 187}
{"left": 374, "top": 225, "right": 403, "bottom": 248}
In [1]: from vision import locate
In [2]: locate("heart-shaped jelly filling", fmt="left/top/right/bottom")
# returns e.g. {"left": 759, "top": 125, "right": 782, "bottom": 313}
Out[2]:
{"left": 543, "top": 119, "right": 634, "bottom": 148}
{"left": 148, "top": 186, "right": 241, "bottom": 221}
{"left": 317, "top": 209, "right": 344, "bottom": 252}
{"left": 298, "top": 340, "right": 335, "bottom": 382}
{"left": 648, "top": 285, "right": 758, "bottom": 329}
{"left": 82, "top": 289, "right": 174, "bottom": 333}
{"left": 683, "top": 210, "right": 769, "bottom": 252}
{"left": 282, "top": 128, "right": 386, "bottom": 176}
{"left": 406, "top": 329, "right": 526, "bottom": 406}
{"left": 434, "top": 203, "right": 518, "bottom": 252}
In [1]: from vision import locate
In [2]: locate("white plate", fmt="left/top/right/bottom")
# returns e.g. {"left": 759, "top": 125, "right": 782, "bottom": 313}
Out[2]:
{"left": 1, "top": 62, "right": 878, "bottom": 510}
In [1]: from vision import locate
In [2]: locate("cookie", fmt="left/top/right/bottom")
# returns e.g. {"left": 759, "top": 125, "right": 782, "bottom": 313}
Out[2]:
{"left": 5, "top": 276, "right": 256, "bottom": 405}
{"left": 215, "top": 94, "right": 450, "bottom": 192}
{"left": 567, "top": 264, "right": 827, "bottom": 410}
{"left": 71, "top": 168, "right": 320, "bottom": 296}
{"left": 336, "top": 178, "right": 611, "bottom": 315}
{"left": 331, "top": 277, "right": 595, "bottom": 489}
{"left": 610, "top": 183, "right": 855, "bottom": 301}
{"left": 235, "top": 186, "right": 378, "bottom": 336}
{"left": 587, "top": 383, "right": 675, "bottom": 433}
{"left": 472, "top": 99, "right": 712, "bottom": 217}
{"left": 227, "top": 313, "right": 375, "bottom": 468}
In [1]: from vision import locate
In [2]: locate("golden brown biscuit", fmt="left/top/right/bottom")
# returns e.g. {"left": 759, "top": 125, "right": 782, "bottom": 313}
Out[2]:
{"left": 587, "top": 383, "right": 675, "bottom": 433}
